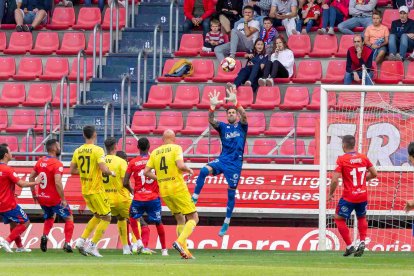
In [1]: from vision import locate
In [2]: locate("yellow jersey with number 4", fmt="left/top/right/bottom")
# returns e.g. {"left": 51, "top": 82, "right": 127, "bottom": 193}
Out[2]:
{"left": 71, "top": 144, "right": 106, "bottom": 195}
{"left": 104, "top": 154, "right": 130, "bottom": 206}
{"left": 147, "top": 143, "right": 187, "bottom": 197}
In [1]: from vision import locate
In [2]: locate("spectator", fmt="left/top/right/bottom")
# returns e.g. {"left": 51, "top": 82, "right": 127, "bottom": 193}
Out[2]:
{"left": 364, "top": 10, "right": 389, "bottom": 64}
{"left": 215, "top": 0, "right": 243, "bottom": 34}
{"left": 233, "top": 0, "right": 272, "bottom": 30}
{"left": 202, "top": 19, "right": 225, "bottom": 52}
{"left": 214, "top": 6, "right": 260, "bottom": 62}
{"left": 260, "top": 17, "right": 278, "bottom": 55}
{"left": 293, "top": 0, "right": 321, "bottom": 34}
{"left": 85, "top": 0, "right": 104, "bottom": 11}
{"left": 269, "top": 0, "right": 298, "bottom": 37}
{"left": 388, "top": 6, "right": 414, "bottom": 61}
{"left": 258, "top": 36, "right": 294, "bottom": 86}
{"left": 183, "top": 0, "right": 215, "bottom": 36}
{"left": 14, "top": 0, "right": 50, "bottom": 32}
{"left": 344, "top": 34, "right": 374, "bottom": 85}
{"left": 228, "top": 39, "right": 267, "bottom": 92}
{"left": 317, "top": 0, "right": 349, "bottom": 35}
{"left": 337, "top": 0, "right": 377, "bottom": 35}
{"left": 56, "top": 0, "right": 73, "bottom": 7}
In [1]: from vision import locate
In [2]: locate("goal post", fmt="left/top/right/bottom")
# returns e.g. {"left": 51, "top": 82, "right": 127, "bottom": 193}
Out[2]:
{"left": 318, "top": 84, "right": 414, "bottom": 251}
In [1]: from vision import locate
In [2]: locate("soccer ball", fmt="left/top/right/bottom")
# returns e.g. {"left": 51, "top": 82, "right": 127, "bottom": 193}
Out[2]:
{"left": 221, "top": 57, "right": 236, "bottom": 72}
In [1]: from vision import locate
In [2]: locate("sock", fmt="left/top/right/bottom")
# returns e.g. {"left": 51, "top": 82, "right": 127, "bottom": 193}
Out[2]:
{"left": 117, "top": 220, "right": 128, "bottom": 246}
{"left": 126, "top": 221, "right": 132, "bottom": 245}
{"left": 14, "top": 235, "right": 23, "bottom": 248}
{"left": 43, "top": 218, "right": 55, "bottom": 236}
{"left": 177, "top": 220, "right": 197, "bottom": 245}
{"left": 141, "top": 225, "right": 150, "bottom": 247}
{"left": 129, "top": 218, "right": 141, "bottom": 240}
{"left": 7, "top": 224, "right": 27, "bottom": 244}
{"left": 81, "top": 216, "right": 101, "bottom": 240}
{"left": 91, "top": 220, "right": 110, "bottom": 244}
{"left": 176, "top": 224, "right": 188, "bottom": 251}
{"left": 194, "top": 167, "right": 209, "bottom": 196}
{"left": 226, "top": 189, "right": 236, "bottom": 220}
{"left": 357, "top": 216, "right": 368, "bottom": 242}
{"left": 335, "top": 218, "right": 352, "bottom": 246}
{"left": 156, "top": 223, "right": 167, "bottom": 250}
{"left": 64, "top": 220, "right": 74, "bottom": 243}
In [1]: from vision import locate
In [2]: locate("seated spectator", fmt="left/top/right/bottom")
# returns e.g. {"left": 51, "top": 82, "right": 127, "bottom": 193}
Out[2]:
{"left": 260, "top": 17, "right": 278, "bottom": 55}
{"left": 202, "top": 19, "right": 225, "bottom": 52}
{"left": 317, "top": 0, "right": 349, "bottom": 35}
{"left": 56, "top": 0, "right": 73, "bottom": 7}
{"left": 215, "top": 0, "right": 243, "bottom": 34}
{"left": 14, "top": 0, "right": 50, "bottom": 32}
{"left": 337, "top": 0, "right": 376, "bottom": 35}
{"left": 293, "top": 0, "right": 320, "bottom": 34}
{"left": 269, "top": 0, "right": 298, "bottom": 37}
{"left": 233, "top": 1, "right": 272, "bottom": 30}
{"left": 183, "top": 0, "right": 215, "bottom": 36}
{"left": 388, "top": 6, "right": 414, "bottom": 61}
{"left": 214, "top": 6, "right": 260, "bottom": 62}
{"left": 364, "top": 10, "right": 389, "bottom": 64}
{"left": 258, "top": 36, "right": 294, "bottom": 86}
{"left": 344, "top": 34, "right": 374, "bottom": 85}
{"left": 227, "top": 39, "right": 267, "bottom": 92}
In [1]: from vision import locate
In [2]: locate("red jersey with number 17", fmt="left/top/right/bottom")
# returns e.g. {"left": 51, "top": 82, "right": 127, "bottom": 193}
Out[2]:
{"left": 126, "top": 155, "right": 159, "bottom": 201}
{"left": 0, "top": 164, "right": 20, "bottom": 212}
{"left": 334, "top": 152, "right": 374, "bottom": 203}
{"left": 34, "top": 156, "right": 64, "bottom": 207}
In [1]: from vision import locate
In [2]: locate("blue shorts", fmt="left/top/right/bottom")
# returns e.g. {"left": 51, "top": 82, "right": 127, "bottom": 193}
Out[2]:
{"left": 41, "top": 203, "right": 72, "bottom": 220}
{"left": 336, "top": 198, "right": 367, "bottom": 219}
{"left": 20, "top": 10, "right": 48, "bottom": 25}
{"left": 0, "top": 205, "right": 29, "bottom": 224}
{"left": 129, "top": 198, "right": 161, "bottom": 223}
{"left": 208, "top": 159, "right": 242, "bottom": 189}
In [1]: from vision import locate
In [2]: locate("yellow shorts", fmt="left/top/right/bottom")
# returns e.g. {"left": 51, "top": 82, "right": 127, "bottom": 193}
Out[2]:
{"left": 162, "top": 189, "right": 196, "bottom": 215}
{"left": 83, "top": 193, "right": 111, "bottom": 216}
{"left": 111, "top": 200, "right": 131, "bottom": 219}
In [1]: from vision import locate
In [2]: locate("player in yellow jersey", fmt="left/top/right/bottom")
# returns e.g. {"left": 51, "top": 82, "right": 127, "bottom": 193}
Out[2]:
{"left": 144, "top": 129, "right": 198, "bottom": 259}
{"left": 103, "top": 137, "right": 134, "bottom": 255}
{"left": 70, "top": 125, "right": 115, "bottom": 257}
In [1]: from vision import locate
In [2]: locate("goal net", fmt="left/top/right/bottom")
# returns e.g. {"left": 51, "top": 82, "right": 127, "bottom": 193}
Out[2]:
{"left": 318, "top": 84, "right": 414, "bottom": 252}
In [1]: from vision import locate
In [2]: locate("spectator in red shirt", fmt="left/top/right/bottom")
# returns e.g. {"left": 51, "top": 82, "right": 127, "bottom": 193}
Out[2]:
{"left": 293, "top": 0, "right": 321, "bottom": 34}
{"left": 183, "top": 0, "right": 216, "bottom": 36}
{"left": 345, "top": 34, "right": 374, "bottom": 85}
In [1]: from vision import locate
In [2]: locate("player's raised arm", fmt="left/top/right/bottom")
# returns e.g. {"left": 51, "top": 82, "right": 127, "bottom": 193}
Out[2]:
{"left": 16, "top": 177, "right": 41, "bottom": 188}
{"left": 329, "top": 172, "right": 341, "bottom": 201}
{"left": 225, "top": 86, "right": 247, "bottom": 125}
{"left": 208, "top": 90, "right": 222, "bottom": 129}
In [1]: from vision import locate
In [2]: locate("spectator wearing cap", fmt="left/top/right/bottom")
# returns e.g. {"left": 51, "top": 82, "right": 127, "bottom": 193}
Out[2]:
{"left": 388, "top": 6, "right": 414, "bottom": 61}
{"left": 183, "top": 0, "right": 216, "bottom": 36}
{"left": 337, "top": 0, "right": 377, "bottom": 35}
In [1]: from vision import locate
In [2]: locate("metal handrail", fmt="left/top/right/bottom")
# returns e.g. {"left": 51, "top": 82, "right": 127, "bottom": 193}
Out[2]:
{"left": 25, "top": 128, "right": 35, "bottom": 161}
{"left": 131, "top": 0, "right": 135, "bottom": 27}
{"left": 42, "top": 102, "right": 53, "bottom": 148}
{"left": 169, "top": 0, "right": 179, "bottom": 53}
{"left": 76, "top": 50, "right": 87, "bottom": 104}
{"left": 59, "top": 76, "right": 71, "bottom": 160}
{"left": 92, "top": 23, "right": 103, "bottom": 78}
{"left": 109, "top": 0, "right": 120, "bottom": 53}
{"left": 137, "top": 49, "right": 148, "bottom": 107}
{"left": 103, "top": 103, "right": 115, "bottom": 141}
{"left": 120, "top": 74, "right": 132, "bottom": 151}
{"left": 153, "top": 24, "right": 163, "bottom": 80}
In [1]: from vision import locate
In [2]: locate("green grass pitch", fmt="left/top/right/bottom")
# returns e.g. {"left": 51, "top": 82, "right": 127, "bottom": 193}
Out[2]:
{"left": 0, "top": 250, "right": 413, "bottom": 276}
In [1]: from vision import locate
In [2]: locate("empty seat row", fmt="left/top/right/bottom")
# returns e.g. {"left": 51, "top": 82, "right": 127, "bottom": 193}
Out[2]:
{"left": 0, "top": 32, "right": 110, "bottom": 55}
{"left": 0, "top": 57, "right": 93, "bottom": 81}
{"left": 0, "top": 135, "right": 44, "bottom": 160}
{"left": 0, "top": 109, "right": 60, "bottom": 133}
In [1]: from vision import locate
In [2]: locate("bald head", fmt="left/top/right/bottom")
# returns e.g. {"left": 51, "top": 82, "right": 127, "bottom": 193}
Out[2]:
{"left": 163, "top": 129, "right": 176, "bottom": 144}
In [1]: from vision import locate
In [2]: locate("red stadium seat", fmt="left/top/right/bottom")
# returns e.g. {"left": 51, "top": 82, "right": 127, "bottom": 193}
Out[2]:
{"left": 335, "top": 92, "right": 361, "bottom": 110}
{"left": 279, "top": 86, "right": 309, "bottom": 110}
{"left": 175, "top": 137, "right": 194, "bottom": 154}
{"left": 0, "top": 83, "right": 25, "bottom": 106}
{"left": 47, "top": 7, "right": 76, "bottom": 30}
{"left": 157, "top": 59, "right": 183, "bottom": 82}
{"left": 30, "top": 32, "right": 60, "bottom": 55}
{"left": 154, "top": 111, "right": 183, "bottom": 134}
{"left": 392, "top": 92, "right": 414, "bottom": 109}
{"left": 376, "top": 61, "right": 404, "bottom": 84}
{"left": 0, "top": 57, "right": 16, "bottom": 80}
{"left": 4, "top": 32, "right": 32, "bottom": 54}
{"left": 102, "top": 7, "right": 126, "bottom": 30}
{"left": 274, "top": 63, "right": 296, "bottom": 83}
{"left": 251, "top": 86, "right": 280, "bottom": 110}
{"left": 56, "top": 32, "right": 86, "bottom": 55}
{"left": 197, "top": 85, "right": 226, "bottom": 109}
{"left": 292, "top": 60, "right": 322, "bottom": 83}
{"left": 336, "top": 35, "right": 353, "bottom": 57}
{"left": 184, "top": 59, "right": 214, "bottom": 82}
{"left": 6, "top": 109, "right": 36, "bottom": 132}
{"left": 182, "top": 112, "right": 209, "bottom": 135}
{"left": 143, "top": 85, "right": 173, "bottom": 108}
{"left": 307, "top": 87, "right": 337, "bottom": 110}
{"left": 191, "top": 138, "right": 221, "bottom": 162}
{"left": 287, "top": 34, "right": 311, "bottom": 57}
{"left": 296, "top": 113, "right": 319, "bottom": 136}
{"left": 276, "top": 139, "right": 306, "bottom": 164}
{"left": 170, "top": 86, "right": 199, "bottom": 109}
{"left": 264, "top": 112, "right": 294, "bottom": 135}
{"left": 52, "top": 83, "right": 77, "bottom": 107}
{"left": 131, "top": 111, "right": 157, "bottom": 134}
{"left": 23, "top": 83, "right": 53, "bottom": 107}
{"left": 232, "top": 86, "right": 253, "bottom": 108}
{"left": 246, "top": 112, "right": 266, "bottom": 135}
{"left": 0, "top": 109, "right": 8, "bottom": 130}
{"left": 382, "top": 9, "right": 399, "bottom": 29}
{"left": 175, "top": 34, "right": 203, "bottom": 56}
{"left": 212, "top": 60, "right": 242, "bottom": 82}
{"left": 147, "top": 137, "right": 163, "bottom": 150}
{"left": 73, "top": 7, "right": 102, "bottom": 30}
{"left": 35, "top": 110, "right": 60, "bottom": 132}
{"left": 40, "top": 58, "right": 69, "bottom": 81}
{"left": 0, "top": 136, "right": 19, "bottom": 152}
{"left": 0, "top": 32, "right": 6, "bottom": 52}
{"left": 322, "top": 60, "right": 346, "bottom": 83}
{"left": 403, "top": 62, "right": 414, "bottom": 84}
{"left": 118, "top": 137, "right": 137, "bottom": 155}
{"left": 377, "top": 0, "right": 390, "bottom": 6}
{"left": 69, "top": 58, "right": 93, "bottom": 81}
{"left": 310, "top": 35, "right": 338, "bottom": 57}
{"left": 13, "top": 57, "right": 42, "bottom": 80}
{"left": 20, "top": 136, "right": 44, "bottom": 155}
{"left": 246, "top": 139, "right": 277, "bottom": 163}
{"left": 200, "top": 34, "right": 229, "bottom": 57}
{"left": 85, "top": 32, "right": 110, "bottom": 55}
{"left": 303, "top": 139, "right": 315, "bottom": 164}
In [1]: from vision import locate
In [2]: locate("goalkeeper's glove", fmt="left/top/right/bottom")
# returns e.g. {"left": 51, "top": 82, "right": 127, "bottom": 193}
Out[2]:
{"left": 209, "top": 90, "right": 223, "bottom": 111}
{"left": 225, "top": 87, "right": 238, "bottom": 106}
